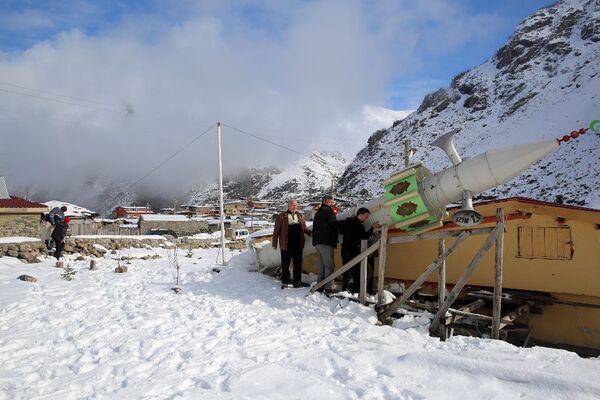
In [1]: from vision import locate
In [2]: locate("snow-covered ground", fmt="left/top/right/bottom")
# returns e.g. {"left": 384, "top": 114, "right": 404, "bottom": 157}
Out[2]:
{"left": 1, "top": 247, "right": 600, "bottom": 399}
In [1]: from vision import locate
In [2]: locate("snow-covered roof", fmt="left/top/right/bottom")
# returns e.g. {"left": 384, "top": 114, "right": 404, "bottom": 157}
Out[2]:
{"left": 45, "top": 200, "right": 97, "bottom": 218}
{"left": 140, "top": 214, "right": 190, "bottom": 222}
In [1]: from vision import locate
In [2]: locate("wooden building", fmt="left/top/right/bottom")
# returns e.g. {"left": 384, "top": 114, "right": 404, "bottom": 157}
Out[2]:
{"left": 112, "top": 206, "right": 153, "bottom": 219}
{"left": 380, "top": 197, "right": 600, "bottom": 354}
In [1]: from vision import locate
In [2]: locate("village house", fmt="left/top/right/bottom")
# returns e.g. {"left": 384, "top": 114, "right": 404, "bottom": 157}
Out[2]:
{"left": 0, "top": 176, "right": 48, "bottom": 238}
{"left": 44, "top": 200, "right": 99, "bottom": 236}
{"left": 180, "top": 204, "right": 220, "bottom": 216}
{"left": 138, "top": 214, "right": 209, "bottom": 237}
{"left": 112, "top": 206, "right": 153, "bottom": 219}
{"left": 223, "top": 200, "right": 248, "bottom": 215}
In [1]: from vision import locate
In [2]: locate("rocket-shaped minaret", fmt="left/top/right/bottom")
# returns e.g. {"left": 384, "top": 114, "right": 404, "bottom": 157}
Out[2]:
{"left": 339, "top": 126, "right": 593, "bottom": 233}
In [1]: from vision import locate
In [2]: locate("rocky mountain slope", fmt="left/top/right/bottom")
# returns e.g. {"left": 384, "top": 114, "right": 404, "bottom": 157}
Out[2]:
{"left": 339, "top": 0, "right": 600, "bottom": 208}
{"left": 188, "top": 151, "right": 350, "bottom": 204}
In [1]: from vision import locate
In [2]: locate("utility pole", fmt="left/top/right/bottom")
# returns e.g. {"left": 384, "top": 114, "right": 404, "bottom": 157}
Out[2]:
{"left": 217, "top": 122, "right": 227, "bottom": 265}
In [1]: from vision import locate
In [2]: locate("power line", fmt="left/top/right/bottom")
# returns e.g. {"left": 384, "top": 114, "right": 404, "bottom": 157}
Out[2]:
{"left": 0, "top": 80, "right": 122, "bottom": 108}
{"left": 130, "top": 123, "right": 216, "bottom": 187}
{"left": 221, "top": 122, "right": 337, "bottom": 177}
{"left": 221, "top": 123, "right": 307, "bottom": 158}
{"left": 0, "top": 86, "right": 126, "bottom": 114}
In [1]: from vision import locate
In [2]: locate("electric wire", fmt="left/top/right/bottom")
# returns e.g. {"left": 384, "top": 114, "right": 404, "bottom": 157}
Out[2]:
{"left": 0, "top": 86, "right": 126, "bottom": 114}
{"left": 221, "top": 122, "right": 336, "bottom": 177}
{"left": 0, "top": 80, "right": 122, "bottom": 109}
{"left": 130, "top": 123, "right": 216, "bottom": 187}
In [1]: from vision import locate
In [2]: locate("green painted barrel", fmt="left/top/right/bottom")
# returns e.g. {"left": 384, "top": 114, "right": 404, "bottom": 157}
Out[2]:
{"left": 382, "top": 164, "right": 443, "bottom": 232}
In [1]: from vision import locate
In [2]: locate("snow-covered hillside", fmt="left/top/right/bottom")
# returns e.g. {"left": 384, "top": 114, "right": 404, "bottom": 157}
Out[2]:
{"left": 339, "top": 0, "right": 600, "bottom": 208}
{"left": 188, "top": 151, "right": 350, "bottom": 204}
{"left": 1, "top": 248, "right": 600, "bottom": 398}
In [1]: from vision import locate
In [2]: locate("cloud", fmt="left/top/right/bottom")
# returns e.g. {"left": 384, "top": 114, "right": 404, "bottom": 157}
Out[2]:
{"left": 0, "top": 0, "right": 505, "bottom": 206}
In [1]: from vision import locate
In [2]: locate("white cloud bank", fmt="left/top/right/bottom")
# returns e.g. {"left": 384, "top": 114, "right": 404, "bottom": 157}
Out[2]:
{"left": 0, "top": 0, "right": 503, "bottom": 202}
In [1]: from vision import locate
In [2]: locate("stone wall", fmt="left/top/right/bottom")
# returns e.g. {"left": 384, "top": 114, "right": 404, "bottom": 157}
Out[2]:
{"left": 139, "top": 220, "right": 209, "bottom": 236}
{"left": 0, "top": 236, "right": 244, "bottom": 263}
{"left": 0, "top": 240, "right": 46, "bottom": 263}
{"left": 0, "top": 215, "right": 42, "bottom": 238}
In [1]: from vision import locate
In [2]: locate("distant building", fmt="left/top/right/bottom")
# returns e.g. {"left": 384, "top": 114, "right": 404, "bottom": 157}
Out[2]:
{"left": 0, "top": 176, "right": 48, "bottom": 237}
{"left": 224, "top": 201, "right": 248, "bottom": 215}
{"left": 138, "top": 214, "right": 209, "bottom": 236}
{"left": 112, "top": 206, "right": 153, "bottom": 219}
{"left": 44, "top": 200, "right": 99, "bottom": 236}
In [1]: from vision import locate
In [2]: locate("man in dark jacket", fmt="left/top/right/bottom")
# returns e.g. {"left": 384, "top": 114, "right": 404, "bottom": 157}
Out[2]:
{"left": 312, "top": 195, "right": 338, "bottom": 291}
{"left": 340, "top": 207, "right": 380, "bottom": 294}
{"left": 51, "top": 216, "right": 70, "bottom": 259}
{"left": 272, "top": 199, "right": 312, "bottom": 287}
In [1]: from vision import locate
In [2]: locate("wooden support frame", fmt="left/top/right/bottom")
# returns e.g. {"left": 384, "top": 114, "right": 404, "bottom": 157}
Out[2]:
{"left": 376, "top": 230, "right": 472, "bottom": 321}
{"left": 429, "top": 210, "right": 505, "bottom": 338}
{"left": 310, "top": 241, "right": 380, "bottom": 294}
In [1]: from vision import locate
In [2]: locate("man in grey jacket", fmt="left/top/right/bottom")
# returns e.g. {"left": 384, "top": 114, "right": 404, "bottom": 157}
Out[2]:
{"left": 312, "top": 195, "right": 338, "bottom": 292}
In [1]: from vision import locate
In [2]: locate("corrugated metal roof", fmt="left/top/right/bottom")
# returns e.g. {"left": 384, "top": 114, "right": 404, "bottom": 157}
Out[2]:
{"left": 0, "top": 196, "right": 48, "bottom": 209}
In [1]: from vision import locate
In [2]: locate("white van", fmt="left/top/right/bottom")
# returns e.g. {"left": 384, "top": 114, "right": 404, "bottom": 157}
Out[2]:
{"left": 234, "top": 229, "right": 249, "bottom": 240}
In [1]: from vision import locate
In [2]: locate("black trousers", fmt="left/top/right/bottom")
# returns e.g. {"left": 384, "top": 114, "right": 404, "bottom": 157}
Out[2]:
{"left": 281, "top": 247, "right": 303, "bottom": 284}
{"left": 54, "top": 240, "right": 64, "bottom": 259}
{"left": 342, "top": 247, "right": 374, "bottom": 293}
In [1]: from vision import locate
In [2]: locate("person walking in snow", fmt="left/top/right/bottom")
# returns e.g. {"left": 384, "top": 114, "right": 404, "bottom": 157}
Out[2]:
{"left": 47, "top": 205, "right": 67, "bottom": 225}
{"left": 51, "top": 216, "right": 70, "bottom": 259}
{"left": 339, "top": 207, "right": 380, "bottom": 294}
{"left": 312, "top": 195, "right": 338, "bottom": 293}
{"left": 272, "top": 199, "right": 312, "bottom": 288}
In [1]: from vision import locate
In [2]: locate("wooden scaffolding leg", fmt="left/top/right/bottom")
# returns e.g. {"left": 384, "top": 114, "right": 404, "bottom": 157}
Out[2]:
{"left": 359, "top": 240, "right": 368, "bottom": 305}
{"left": 377, "top": 225, "right": 388, "bottom": 306}
{"left": 491, "top": 208, "right": 505, "bottom": 339}
{"left": 438, "top": 239, "right": 447, "bottom": 340}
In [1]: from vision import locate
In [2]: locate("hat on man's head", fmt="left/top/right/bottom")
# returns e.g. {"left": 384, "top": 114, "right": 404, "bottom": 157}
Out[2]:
{"left": 60, "top": 206, "right": 67, "bottom": 212}
{"left": 322, "top": 195, "right": 333, "bottom": 202}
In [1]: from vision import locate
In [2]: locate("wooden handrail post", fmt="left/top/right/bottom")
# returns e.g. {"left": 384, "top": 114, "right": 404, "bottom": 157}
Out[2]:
{"left": 377, "top": 225, "right": 388, "bottom": 305}
{"left": 359, "top": 240, "right": 368, "bottom": 304}
{"left": 492, "top": 208, "right": 505, "bottom": 339}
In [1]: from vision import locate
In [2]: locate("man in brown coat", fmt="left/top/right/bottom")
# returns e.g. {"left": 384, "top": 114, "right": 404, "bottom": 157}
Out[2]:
{"left": 272, "top": 199, "right": 312, "bottom": 287}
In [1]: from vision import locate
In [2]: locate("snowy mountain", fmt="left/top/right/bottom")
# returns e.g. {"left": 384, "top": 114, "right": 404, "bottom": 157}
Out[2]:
{"left": 188, "top": 151, "right": 350, "bottom": 204}
{"left": 339, "top": 0, "right": 600, "bottom": 208}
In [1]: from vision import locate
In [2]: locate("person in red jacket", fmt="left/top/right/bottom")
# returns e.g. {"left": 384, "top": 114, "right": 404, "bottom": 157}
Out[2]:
{"left": 272, "top": 199, "right": 312, "bottom": 287}
{"left": 51, "top": 216, "right": 70, "bottom": 259}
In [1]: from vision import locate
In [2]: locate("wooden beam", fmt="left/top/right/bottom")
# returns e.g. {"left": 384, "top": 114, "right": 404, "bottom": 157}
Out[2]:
{"left": 446, "top": 299, "right": 486, "bottom": 324}
{"left": 311, "top": 241, "right": 380, "bottom": 293}
{"left": 359, "top": 240, "right": 368, "bottom": 305}
{"left": 499, "top": 304, "right": 529, "bottom": 330}
{"left": 388, "top": 227, "right": 493, "bottom": 244}
{"left": 377, "top": 225, "right": 388, "bottom": 305}
{"left": 492, "top": 208, "right": 505, "bottom": 339}
{"left": 376, "top": 230, "right": 472, "bottom": 321}
{"left": 429, "top": 223, "right": 502, "bottom": 337}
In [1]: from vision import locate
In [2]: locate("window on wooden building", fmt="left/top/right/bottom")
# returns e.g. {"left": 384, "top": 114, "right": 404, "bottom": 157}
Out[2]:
{"left": 517, "top": 226, "right": 573, "bottom": 260}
